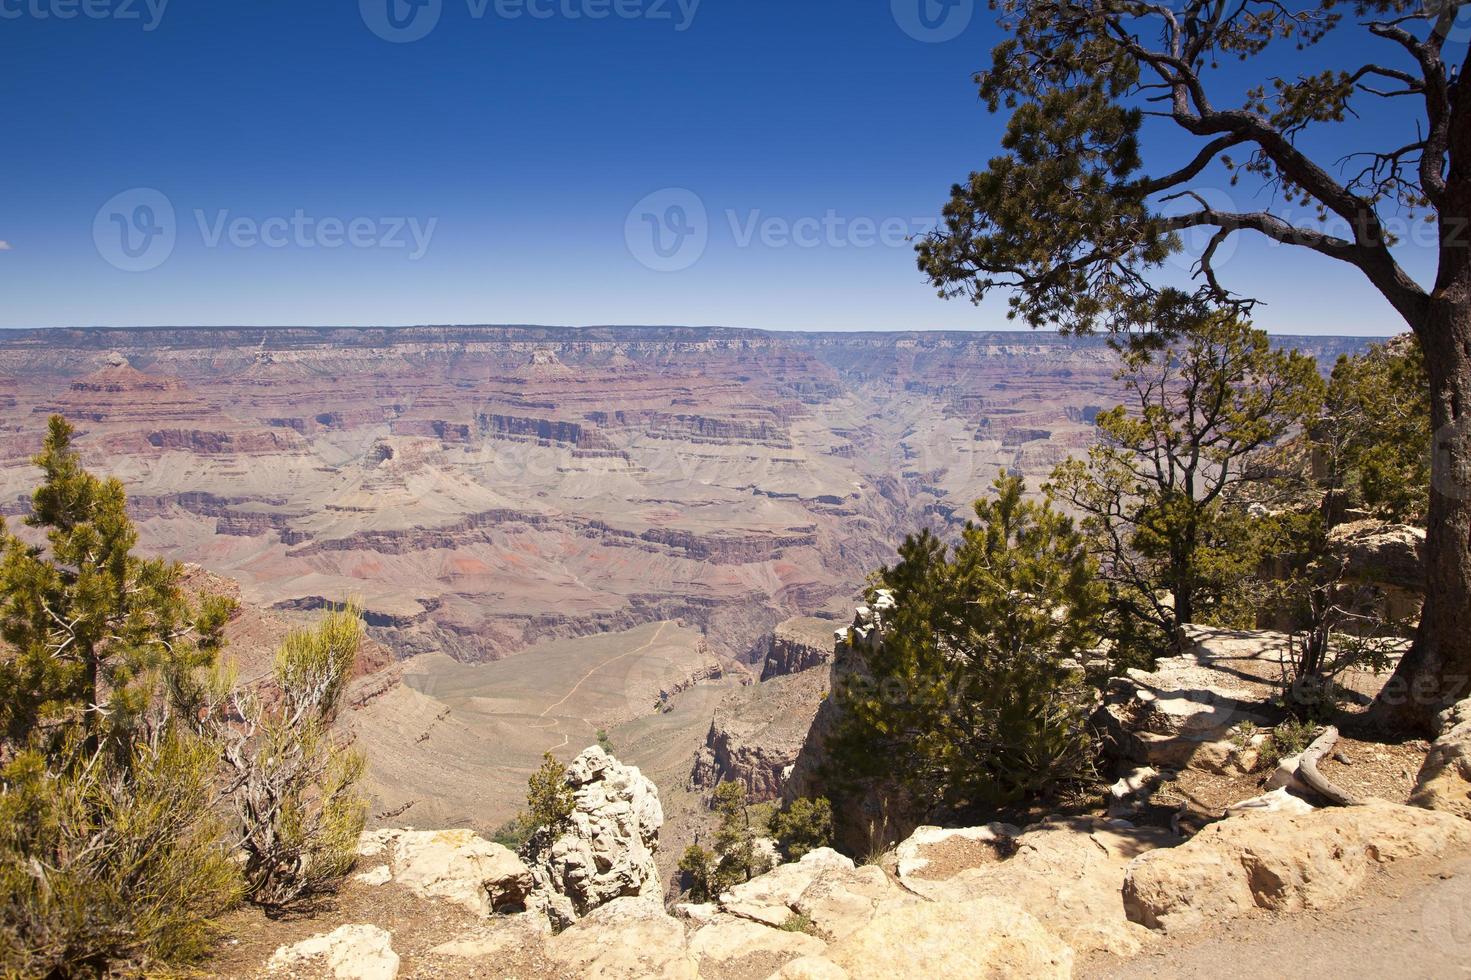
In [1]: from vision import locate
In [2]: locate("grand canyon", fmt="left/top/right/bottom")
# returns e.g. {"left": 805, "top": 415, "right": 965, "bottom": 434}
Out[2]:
{"left": 0, "top": 326, "right": 1370, "bottom": 837}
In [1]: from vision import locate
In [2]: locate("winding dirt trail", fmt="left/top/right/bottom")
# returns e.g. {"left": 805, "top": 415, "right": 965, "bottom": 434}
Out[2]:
{"left": 530, "top": 621, "right": 670, "bottom": 753}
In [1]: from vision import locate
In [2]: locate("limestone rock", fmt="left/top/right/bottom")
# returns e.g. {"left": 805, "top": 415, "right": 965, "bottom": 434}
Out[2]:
{"left": 895, "top": 817, "right": 1169, "bottom": 957}
{"left": 688, "top": 917, "right": 827, "bottom": 975}
{"left": 1412, "top": 697, "right": 1471, "bottom": 820}
{"left": 528, "top": 747, "right": 664, "bottom": 928}
{"left": 1123, "top": 802, "right": 1471, "bottom": 933}
{"left": 824, "top": 897, "right": 1073, "bottom": 980}
{"left": 1327, "top": 520, "right": 1426, "bottom": 592}
{"left": 789, "top": 864, "right": 908, "bottom": 942}
{"left": 359, "top": 828, "right": 531, "bottom": 916}
{"left": 718, "top": 848, "right": 855, "bottom": 927}
{"left": 1092, "top": 626, "right": 1275, "bottom": 771}
{"left": 1224, "top": 787, "right": 1316, "bottom": 818}
{"left": 268, "top": 924, "right": 399, "bottom": 980}
{"left": 546, "top": 896, "right": 696, "bottom": 979}
{"left": 765, "top": 957, "right": 851, "bottom": 980}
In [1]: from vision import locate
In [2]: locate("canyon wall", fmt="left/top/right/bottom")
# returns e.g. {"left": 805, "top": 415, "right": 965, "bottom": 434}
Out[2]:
{"left": 0, "top": 326, "right": 1370, "bottom": 664}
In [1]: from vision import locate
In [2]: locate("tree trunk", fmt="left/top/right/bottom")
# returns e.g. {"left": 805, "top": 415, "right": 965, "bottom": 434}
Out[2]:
{"left": 1370, "top": 291, "right": 1471, "bottom": 733}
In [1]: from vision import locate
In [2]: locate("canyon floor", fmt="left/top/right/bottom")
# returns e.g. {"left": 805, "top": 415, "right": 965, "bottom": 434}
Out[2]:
{"left": 347, "top": 619, "right": 738, "bottom": 840}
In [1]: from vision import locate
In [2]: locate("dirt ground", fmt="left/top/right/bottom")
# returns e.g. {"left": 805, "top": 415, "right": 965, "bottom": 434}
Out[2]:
{"left": 208, "top": 878, "right": 568, "bottom": 980}
{"left": 1084, "top": 850, "right": 1471, "bottom": 979}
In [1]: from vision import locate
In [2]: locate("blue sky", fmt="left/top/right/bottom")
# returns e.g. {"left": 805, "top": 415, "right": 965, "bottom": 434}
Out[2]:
{"left": 0, "top": 0, "right": 1445, "bottom": 334}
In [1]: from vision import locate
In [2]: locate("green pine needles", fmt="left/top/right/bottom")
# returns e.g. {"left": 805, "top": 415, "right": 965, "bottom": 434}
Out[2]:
{"left": 1, "top": 417, "right": 370, "bottom": 974}
{"left": 830, "top": 471, "right": 1106, "bottom": 821}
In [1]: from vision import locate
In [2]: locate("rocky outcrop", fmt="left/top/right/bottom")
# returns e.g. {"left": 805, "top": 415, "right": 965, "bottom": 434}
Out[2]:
{"left": 822, "top": 898, "right": 1073, "bottom": 980}
{"left": 894, "top": 817, "right": 1172, "bottom": 957}
{"left": 716, "top": 847, "right": 863, "bottom": 927}
{"left": 1412, "top": 698, "right": 1471, "bottom": 820}
{"left": 1326, "top": 519, "right": 1426, "bottom": 622}
{"left": 1327, "top": 520, "right": 1426, "bottom": 591}
{"left": 1122, "top": 802, "right": 1471, "bottom": 933}
{"left": 1092, "top": 626, "right": 1277, "bottom": 771}
{"left": 759, "top": 617, "right": 838, "bottom": 680}
{"left": 690, "top": 667, "right": 828, "bottom": 801}
{"left": 268, "top": 924, "right": 400, "bottom": 980}
{"left": 527, "top": 747, "right": 664, "bottom": 928}
{"left": 546, "top": 896, "right": 697, "bottom": 978}
{"left": 785, "top": 592, "right": 927, "bottom": 854}
{"left": 355, "top": 828, "right": 532, "bottom": 916}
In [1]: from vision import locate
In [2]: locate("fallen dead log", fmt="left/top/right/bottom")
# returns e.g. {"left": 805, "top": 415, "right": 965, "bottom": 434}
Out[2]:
{"left": 1297, "top": 726, "right": 1362, "bottom": 807}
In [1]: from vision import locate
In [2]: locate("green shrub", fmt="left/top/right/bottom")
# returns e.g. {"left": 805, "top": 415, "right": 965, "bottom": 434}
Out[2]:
{"left": 779, "top": 913, "right": 818, "bottom": 935}
{"left": 0, "top": 731, "right": 241, "bottom": 976}
{"left": 527, "top": 752, "right": 576, "bottom": 832}
{"left": 1, "top": 416, "right": 371, "bottom": 969}
{"left": 830, "top": 472, "right": 1106, "bottom": 820}
{"left": 0, "top": 417, "right": 240, "bottom": 974}
{"left": 492, "top": 811, "right": 537, "bottom": 852}
{"left": 771, "top": 797, "right": 833, "bottom": 860}
{"left": 214, "top": 611, "right": 369, "bottom": 915}
{"left": 712, "top": 782, "right": 766, "bottom": 885}
{"left": 1259, "top": 720, "right": 1319, "bottom": 771}
{"left": 678, "top": 844, "right": 717, "bottom": 902}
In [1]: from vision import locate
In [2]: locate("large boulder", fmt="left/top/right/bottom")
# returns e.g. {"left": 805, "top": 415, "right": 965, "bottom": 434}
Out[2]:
{"left": 1092, "top": 626, "right": 1276, "bottom": 771}
{"left": 717, "top": 847, "right": 859, "bottom": 927}
{"left": 821, "top": 897, "right": 1073, "bottom": 980}
{"left": 527, "top": 747, "right": 664, "bottom": 928}
{"left": 1123, "top": 802, "right": 1471, "bottom": 933}
{"left": 268, "top": 924, "right": 400, "bottom": 980}
{"left": 356, "top": 828, "right": 531, "bottom": 916}
{"left": 1411, "top": 698, "right": 1471, "bottom": 820}
{"left": 1327, "top": 519, "right": 1426, "bottom": 592}
{"left": 546, "top": 896, "right": 696, "bottom": 979}
{"left": 893, "top": 817, "right": 1171, "bottom": 957}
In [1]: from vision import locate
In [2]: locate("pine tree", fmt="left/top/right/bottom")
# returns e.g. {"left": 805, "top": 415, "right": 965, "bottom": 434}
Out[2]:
{"left": 1045, "top": 315, "right": 1324, "bottom": 648}
{"left": 830, "top": 472, "right": 1106, "bottom": 820}
{"left": 915, "top": 0, "right": 1469, "bottom": 730}
{"left": 0, "top": 416, "right": 239, "bottom": 974}
{"left": 527, "top": 752, "right": 576, "bottom": 832}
